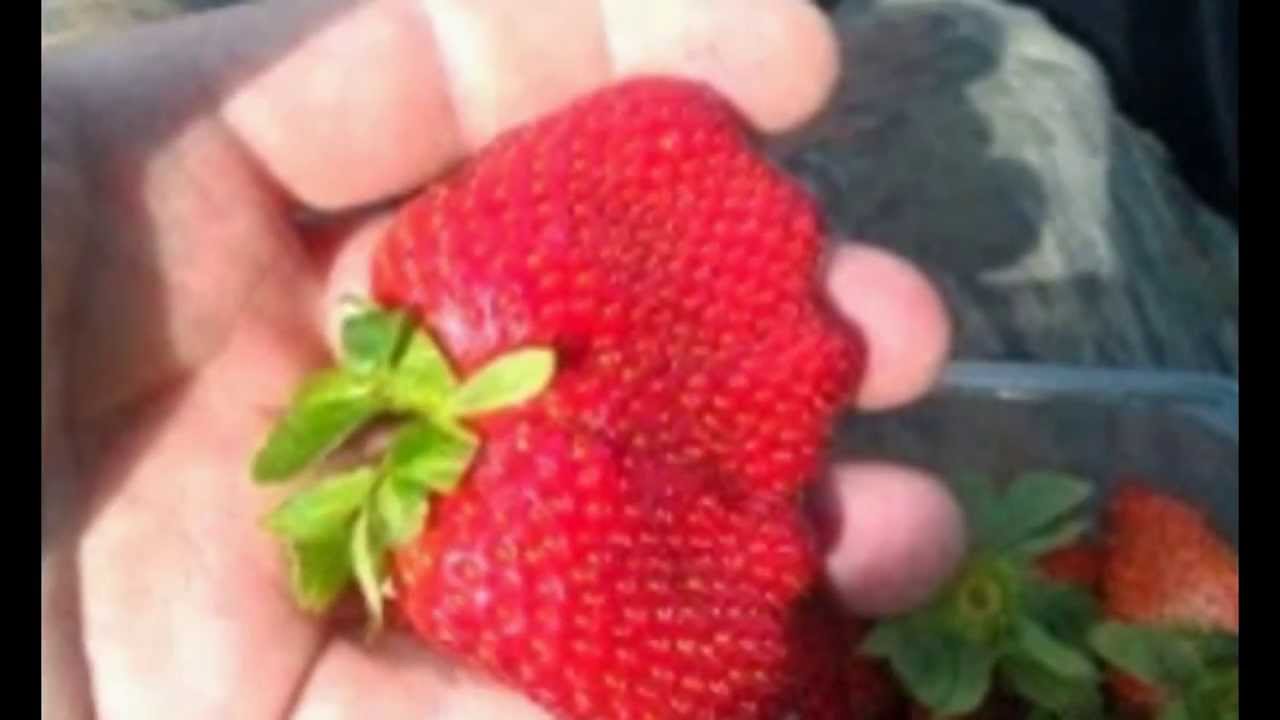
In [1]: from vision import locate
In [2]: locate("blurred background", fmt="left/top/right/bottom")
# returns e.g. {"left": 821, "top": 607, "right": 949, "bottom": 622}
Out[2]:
{"left": 41, "top": 0, "right": 1239, "bottom": 379}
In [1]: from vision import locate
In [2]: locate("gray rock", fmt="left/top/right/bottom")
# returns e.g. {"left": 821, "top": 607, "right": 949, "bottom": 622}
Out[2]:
{"left": 41, "top": 0, "right": 249, "bottom": 48}
{"left": 772, "top": 0, "right": 1238, "bottom": 374}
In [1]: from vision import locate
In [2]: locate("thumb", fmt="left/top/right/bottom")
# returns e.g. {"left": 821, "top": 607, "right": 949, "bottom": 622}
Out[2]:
{"left": 292, "top": 633, "right": 553, "bottom": 720}
{"left": 814, "top": 462, "right": 969, "bottom": 618}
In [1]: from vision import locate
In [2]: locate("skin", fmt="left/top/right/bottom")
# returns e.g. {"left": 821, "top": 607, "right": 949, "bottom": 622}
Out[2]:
{"left": 41, "top": 1, "right": 963, "bottom": 718}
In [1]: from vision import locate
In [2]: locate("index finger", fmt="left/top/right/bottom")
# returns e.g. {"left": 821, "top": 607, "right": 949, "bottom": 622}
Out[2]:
{"left": 214, "top": 0, "right": 839, "bottom": 209}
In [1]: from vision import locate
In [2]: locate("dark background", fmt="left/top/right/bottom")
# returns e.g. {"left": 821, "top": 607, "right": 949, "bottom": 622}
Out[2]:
{"left": 818, "top": 0, "right": 1239, "bottom": 223}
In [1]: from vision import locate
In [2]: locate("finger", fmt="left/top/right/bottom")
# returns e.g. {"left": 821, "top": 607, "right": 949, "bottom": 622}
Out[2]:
{"left": 217, "top": 0, "right": 839, "bottom": 209}
{"left": 812, "top": 462, "right": 968, "bottom": 618}
{"left": 600, "top": 0, "right": 839, "bottom": 134}
{"left": 292, "top": 634, "right": 553, "bottom": 720}
{"left": 311, "top": 210, "right": 395, "bottom": 351}
{"left": 41, "top": 0, "right": 839, "bottom": 418}
{"left": 48, "top": 0, "right": 837, "bottom": 215}
{"left": 825, "top": 242, "right": 953, "bottom": 411}
{"left": 41, "top": 552, "right": 95, "bottom": 720}
{"left": 75, "top": 346, "right": 336, "bottom": 719}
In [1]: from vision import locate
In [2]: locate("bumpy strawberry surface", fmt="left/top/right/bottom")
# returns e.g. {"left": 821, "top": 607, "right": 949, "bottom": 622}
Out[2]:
{"left": 1102, "top": 484, "right": 1238, "bottom": 632}
{"left": 374, "top": 79, "right": 866, "bottom": 718}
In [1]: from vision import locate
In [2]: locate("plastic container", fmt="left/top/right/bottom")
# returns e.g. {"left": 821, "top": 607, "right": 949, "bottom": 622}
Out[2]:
{"left": 834, "top": 361, "right": 1239, "bottom": 544}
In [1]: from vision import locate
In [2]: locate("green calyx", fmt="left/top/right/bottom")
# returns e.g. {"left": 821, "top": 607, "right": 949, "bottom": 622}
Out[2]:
{"left": 250, "top": 301, "right": 555, "bottom": 633}
{"left": 862, "top": 472, "right": 1105, "bottom": 718}
{"left": 862, "top": 471, "right": 1241, "bottom": 719}
{"left": 1089, "top": 622, "right": 1239, "bottom": 720}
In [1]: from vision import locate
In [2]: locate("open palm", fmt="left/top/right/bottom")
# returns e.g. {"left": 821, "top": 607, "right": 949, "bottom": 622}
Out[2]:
{"left": 42, "top": 2, "right": 958, "bottom": 718}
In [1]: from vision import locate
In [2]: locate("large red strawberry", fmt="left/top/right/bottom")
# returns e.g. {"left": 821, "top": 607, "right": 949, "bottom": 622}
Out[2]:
{"left": 372, "top": 78, "right": 857, "bottom": 498}
{"left": 251, "top": 78, "right": 867, "bottom": 719}
{"left": 1091, "top": 482, "right": 1239, "bottom": 718}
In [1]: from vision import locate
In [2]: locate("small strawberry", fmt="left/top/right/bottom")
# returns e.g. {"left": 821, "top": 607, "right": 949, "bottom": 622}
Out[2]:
{"left": 250, "top": 78, "right": 868, "bottom": 720}
{"left": 864, "top": 472, "right": 1106, "bottom": 720}
{"left": 1100, "top": 483, "right": 1238, "bottom": 633}
{"left": 1090, "top": 483, "right": 1239, "bottom": 719}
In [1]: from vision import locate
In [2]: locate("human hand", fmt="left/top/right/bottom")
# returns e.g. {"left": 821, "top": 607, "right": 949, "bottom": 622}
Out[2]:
{"left": 41, "top": 2, "right": 961, "bottom": 718}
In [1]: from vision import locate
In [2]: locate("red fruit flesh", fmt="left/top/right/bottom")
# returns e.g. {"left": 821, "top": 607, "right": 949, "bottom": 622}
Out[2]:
{"left": 376, "top": 78, "right": 867, "bottom": 718}
{"left": 1100, "top": 482, "right": 1239, "bottom": 713}
{"left": 393, "top": 420, "right": 831, "bottom": 717}
{"left": 373, "top": 77, "right": 861, "bottom": 498}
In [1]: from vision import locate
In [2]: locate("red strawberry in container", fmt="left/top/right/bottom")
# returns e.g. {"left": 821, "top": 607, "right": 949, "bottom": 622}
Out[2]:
{"left": 250, "top": 78, "right": 871, "bottom": 719}
{"left": 1090, "top": 482, "right": 1239, "bottom": 719}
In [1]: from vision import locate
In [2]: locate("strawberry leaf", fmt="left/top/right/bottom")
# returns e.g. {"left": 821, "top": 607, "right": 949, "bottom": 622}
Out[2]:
{"left": 264, "top": 466, "right": 378, "bottom": 542}
{"left": 988, "top": 472, "right": 1092, "bottom": 552}
{"left": 1000, "top": 652, "right": 1104, "bottom": 719}
{"left": 374, "top": 472, "right": 430, "bottom": 547}
{"left": 373, "top": 420, "right": 475, "bottom": 545}
{"left": 251, "top": 302, "right": 550, "bottom": 631}
{"left": 1088, "top": 622, "right": 1212, "bottom": 690}
{"left": 864, "top": 618, "right": 997, "bottom": 716}
{"left": 349, "top": 504, "right": 389, "bottom": 631}
{"left": 397, "top": 326, "right": 458, "bottom": 386}
{"left": 283, "top": 527, "right": 354, "bottom": 613}
{"left": 341, "top": 306, "right": 411, "bottom": 375}
{"left": 385, "top": 328, "right": 460, "bottom": 415}
{"left": 1009, "top": 617, "right": 1099, "bottom": 681}
{"left": 862, "top": 617, "right": 908, "bottom": 656}
{"left": 1180, "top": 667, "right": 1239, "bottom": 720}
{"left": 384, "top": 420, "right": 478, "bottom": 494}
{"left": 1197, "top": 633, "right": 1240, "bottom": 667}
{"left": 950, "top": 472, "right": 1003, "bottom": 545}
{"left": 1161, "top": 701, "right": 1194, "bottom": 720}
{"left": 252, "top": 370, "right": 381, "bottom": 483}
{"left": 1020, "top": 576, "right": 1099, "bottom": 648}
{"left": 449, "top": 347, "right": 555, "bottom": 416}
{"left": 1011, "top": 517, "right": 1090, "bottom": 558}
